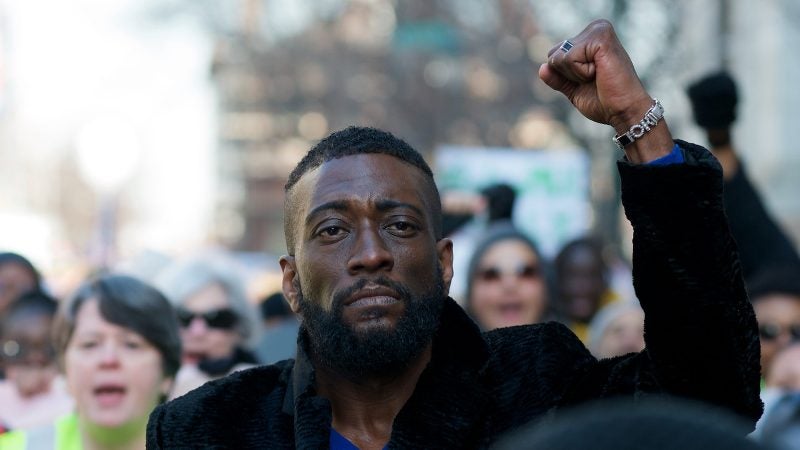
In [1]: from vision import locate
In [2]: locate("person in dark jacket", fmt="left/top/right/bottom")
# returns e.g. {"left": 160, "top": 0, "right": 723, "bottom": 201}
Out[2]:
{"left": 147, "top": 20, "right": 762, "bottom": 449}
{"left": 686, "top": 71, "right": 800, "bottom": 280}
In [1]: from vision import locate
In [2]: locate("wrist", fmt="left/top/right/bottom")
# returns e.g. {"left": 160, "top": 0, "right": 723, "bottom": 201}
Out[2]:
{"left": 609, "top": 96, "right": 655, "bottom": 135}
{"left": 622, "top": 120, "right": 673, "bottom": 164}
{"left": 611, "top": 98, "right": 673, "bottom": 164}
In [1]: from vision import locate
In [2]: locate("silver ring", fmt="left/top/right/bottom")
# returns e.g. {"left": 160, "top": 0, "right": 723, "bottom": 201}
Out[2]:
{"left": 559, "top": 40, "right": 574, "bottom": 53}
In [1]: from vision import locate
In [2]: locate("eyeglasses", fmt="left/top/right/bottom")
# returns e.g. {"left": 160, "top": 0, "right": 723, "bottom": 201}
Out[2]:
{"left": 758, "top": 323, "right": 800, "bottom": 342}
{"left": 176, "top": 308, "right": 238, "bottom": 330}
{"left": 477, "top": 264, "right": 541, "bottom": 283}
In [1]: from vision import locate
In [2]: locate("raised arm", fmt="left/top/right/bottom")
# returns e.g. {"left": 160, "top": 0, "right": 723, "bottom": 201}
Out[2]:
{"left": 539, "top": 20, "right": 762, "bottom": 427}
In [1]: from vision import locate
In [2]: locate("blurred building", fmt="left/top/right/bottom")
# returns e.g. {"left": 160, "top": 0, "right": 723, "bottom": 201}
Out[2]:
{"left": 0, "top": 0, "right": 217, "bottom": 288}
{"left": 208, "top": 0, "right": 578, "bottom": 253}
{"left": 206, "top": 0, "right": 800, "bottom": 257}
{"left": 0, "top": 0, "right": 797, "bottom": 280}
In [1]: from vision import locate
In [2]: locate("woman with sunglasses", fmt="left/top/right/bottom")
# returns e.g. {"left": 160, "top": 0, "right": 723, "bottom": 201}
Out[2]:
{"left": 0, "top": 274, "right": 181, "bottom": 449}
{"left": 156, "top": 256, "right": 259, "bottom": 399}
{"left": 465, "top": 225, "right": 549, "bottom": 331}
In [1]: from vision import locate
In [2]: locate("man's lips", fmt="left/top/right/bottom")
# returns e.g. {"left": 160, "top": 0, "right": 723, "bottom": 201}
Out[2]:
{"left": 345, "top": 285, "right": 400, "bottom": 308}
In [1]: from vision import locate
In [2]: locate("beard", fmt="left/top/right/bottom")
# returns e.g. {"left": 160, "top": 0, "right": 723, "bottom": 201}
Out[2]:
{"left": 298, "top": 268, "right": 446, "bottom": 379}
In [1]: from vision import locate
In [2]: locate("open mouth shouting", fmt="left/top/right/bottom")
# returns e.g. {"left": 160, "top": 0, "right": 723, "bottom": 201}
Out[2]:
{"left": 93, "top": 382, "right": 128, "bottom": 408}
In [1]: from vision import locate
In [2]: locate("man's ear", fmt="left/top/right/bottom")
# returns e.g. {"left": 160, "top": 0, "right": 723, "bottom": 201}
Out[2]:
{"left": 279, "top": 255, "right": 301, "bottom": 313}
{"left": 437, "top": 238, "right": 454, "bottom": 295}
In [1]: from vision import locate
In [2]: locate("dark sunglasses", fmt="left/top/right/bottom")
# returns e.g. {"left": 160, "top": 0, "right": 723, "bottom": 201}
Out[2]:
{"left": 176, "top": 307, "right": 238, "bottom": 330}
{"left": 758, "top": 323, "right": 800, "bottom": 342}
{"left": 477, "top": 264, "right": 541, "bottom": 283}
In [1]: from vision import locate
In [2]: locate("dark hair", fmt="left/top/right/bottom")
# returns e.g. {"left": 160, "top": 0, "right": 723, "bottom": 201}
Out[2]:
{"left": 2, "top": 291, "right": 58, "bottom": 327}
{"left": 0, "top": 252, "right": 42, "bottom": 292}
{"left": 554, "top": 236, "right": 607, "bottom": 275}
{"left": 495, "top": 398, "right": 762, "bottom": 450}
{"left": 260, "top": 292, "right": 292, "bottom": 320}
{"left": 481, "top": 183, "right": 517, "bottom": 223}
{"left": 283, "top": 126, "right": 442, "bottom": 253}
{"left": 747, "top": 264, "right": 800, "bottom": 303}
{"left": 464, "top": 223, "right": 544, "bottom": 312}
{"left": 54, "top": 274, "right": 181, "bottom": 379}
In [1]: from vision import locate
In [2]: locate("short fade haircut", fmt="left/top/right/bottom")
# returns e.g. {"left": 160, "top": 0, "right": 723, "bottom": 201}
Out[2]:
{"left": 283, "top": 126, "right": 442, "bottom": 254}
{"left": 54, "top": 274, "right": 182, "bottom": 381}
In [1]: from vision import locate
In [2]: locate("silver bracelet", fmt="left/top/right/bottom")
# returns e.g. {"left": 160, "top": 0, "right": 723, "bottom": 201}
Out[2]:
{"left": 612, "top": 98, "right": 664, "bottom": 150}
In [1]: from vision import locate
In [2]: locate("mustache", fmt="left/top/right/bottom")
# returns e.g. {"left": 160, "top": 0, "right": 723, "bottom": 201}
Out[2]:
{"left": 331, "top": 276, "right": 413, "bottom": 311}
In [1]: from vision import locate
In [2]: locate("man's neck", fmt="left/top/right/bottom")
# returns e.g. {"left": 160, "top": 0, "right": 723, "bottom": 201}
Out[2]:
{"left": 314, "top": 344, "right": 432, "bottom": 450}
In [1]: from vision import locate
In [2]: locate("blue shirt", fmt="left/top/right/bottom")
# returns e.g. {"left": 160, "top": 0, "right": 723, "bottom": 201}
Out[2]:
{"left": 330, "top": 428, "right": 389, "bottom": 450}
{"left": 646, "top": 143, "right": 684, "bottom": 165}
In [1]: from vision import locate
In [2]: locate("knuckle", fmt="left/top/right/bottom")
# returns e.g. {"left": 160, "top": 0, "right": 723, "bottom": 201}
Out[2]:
{"left": 590, "top": 18, "right": 612, "bottom": 30}
{"left": 589, "top": 19, "right": 614, "bottom": 38}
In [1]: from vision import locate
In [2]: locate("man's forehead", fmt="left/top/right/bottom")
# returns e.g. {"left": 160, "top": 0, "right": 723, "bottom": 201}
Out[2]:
{"left": 293, "top": 153, "right": 438, "bottom": 220}
{"left": 294, "top": 153, "right": 434, "bottom": 205}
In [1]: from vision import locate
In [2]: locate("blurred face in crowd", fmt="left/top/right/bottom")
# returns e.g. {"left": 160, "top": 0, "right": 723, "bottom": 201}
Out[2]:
{"left": 64, "top": 299, "right": 171, "bottom": 433}
{"left": 470, "top": 238, "right": 547, "bottom": 331}
{"left": 176, "top": 282, "right": 240, "bottom": 365}
{"left": 2, "top": 308, "right": 57, "bottom": 397}
{"left": 594, "top": 308, "right": 645, "bottom": 359}
{"left": 557, "top": 246, "right": 607, "bottom": 323}
{"left": 766, "top": 343, "right": 800, "bottom": 391}
{"left": 753, "top": 294, "right": 800, "bottom": 378}
{"left": 281, "top": 154, "right": 453, "bottom": 377}
{"left": 0, "top": 262, "right": 37, "bottom": 315}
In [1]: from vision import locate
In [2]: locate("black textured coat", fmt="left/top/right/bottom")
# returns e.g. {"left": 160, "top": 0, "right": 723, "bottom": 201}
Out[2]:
{"left": 146, "top": 142, "right": 762, "bottom": 449}
{"left": 722, "top": 162, "right": 800, "bottom": 280}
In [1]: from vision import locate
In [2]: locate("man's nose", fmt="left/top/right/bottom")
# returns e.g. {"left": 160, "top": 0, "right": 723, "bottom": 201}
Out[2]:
{"left": 347, "top": 227, "right": 394, "bottom": 274}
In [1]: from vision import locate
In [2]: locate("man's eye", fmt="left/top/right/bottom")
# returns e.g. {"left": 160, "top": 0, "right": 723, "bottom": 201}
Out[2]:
{"left": 319, "top": 226, "right": 343, "bottom": 237}
{"left": 387, "top": 221, "right": 418, "bottom": 235}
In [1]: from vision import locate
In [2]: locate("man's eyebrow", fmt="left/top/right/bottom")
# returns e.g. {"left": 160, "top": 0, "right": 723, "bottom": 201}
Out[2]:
{"left": 305, "top": 200, "right": 350, "bottom": 225}
{"left": 305, "top": 199, "right": 426, "bottom": 225}
{"left": 375, "top": 198, "right": 425, "bottom": 217}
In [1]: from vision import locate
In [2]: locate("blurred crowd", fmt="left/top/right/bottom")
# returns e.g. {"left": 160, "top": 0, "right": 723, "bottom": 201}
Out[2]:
{"left": 0, "top": 250, "right": 301, "bottom": 448}
{"left": 0, "top": 70, "right": 799, "bottom": 449}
